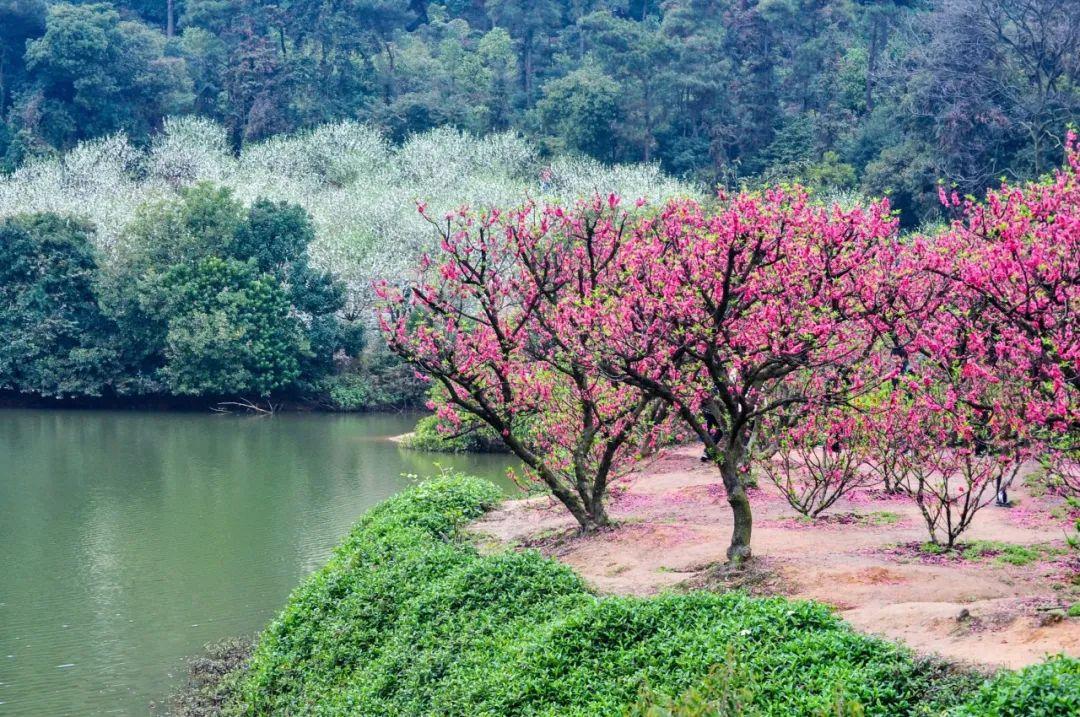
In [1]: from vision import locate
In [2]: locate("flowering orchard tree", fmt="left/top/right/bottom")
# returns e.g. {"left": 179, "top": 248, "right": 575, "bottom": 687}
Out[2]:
{"left": 582, "top": 189, "right": 899, "bottom": 561}
{"left": 877, "top": 381, "right": 1029, "bottom": 547}
{"left": 868, "top": 222, "right": 1040, "bottom": 546}
{"left": 377, "top": 200, "right": 663, "bottom": 532}
{"left": 755, "top": 404, "right": 875, "bottom": 518}
{"left": 927, "top": 134, "right": 1080, "bottom": 492}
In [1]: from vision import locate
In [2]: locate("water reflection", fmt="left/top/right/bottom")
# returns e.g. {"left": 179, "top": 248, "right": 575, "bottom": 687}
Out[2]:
{"left": 0, "top": 410, "right": 517, "bottom": 716}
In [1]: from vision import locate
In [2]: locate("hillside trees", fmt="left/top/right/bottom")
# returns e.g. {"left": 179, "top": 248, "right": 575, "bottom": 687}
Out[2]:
{"left": 0, "top": 0, "right": 46, "bottom": 120}
{"left": 19, "top": 3, "right": 192, "bottom": 151}
{"left": 0, "top": 213, "right": 120, "bottom": 396}
{"left": 3, "top": 1, "right": 1079, "bottom": 223}
{"left": 108, "top": 183, "right": 355, "bottom": 397}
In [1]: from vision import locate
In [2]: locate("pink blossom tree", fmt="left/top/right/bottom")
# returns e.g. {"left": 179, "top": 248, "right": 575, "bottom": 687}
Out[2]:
{"left": 870, "top": 208, "right": 1040, "bottom": 547}
{"left": 756, "top": 405, "right": 875, "bottom": 518}
{"left": 585, "top": 188, "right": 899, "bottom": 560}
{"left": 881, "top": 379, "right": 1029, "bottom": 548}
{"left": 927, "top": 134, "right": 1080, "bottom": 492}
{"left": 378, "top": 200, "right": 662, "bottom": 532}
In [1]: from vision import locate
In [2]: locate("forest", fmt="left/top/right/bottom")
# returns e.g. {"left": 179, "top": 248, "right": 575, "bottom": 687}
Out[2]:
{"left": 1, "top": 0, "right": 1078, "bottom": 226}
{"left": 0, "top": 120, "right": 681, "bottom": 404}
{"left": 3, "top": 0, "right": 1079, "bottom": 407}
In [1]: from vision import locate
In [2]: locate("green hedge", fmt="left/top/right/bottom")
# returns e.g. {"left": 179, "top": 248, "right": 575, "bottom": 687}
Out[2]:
{"left": 224, "top": 475, "right": 1076, "bottom": 716}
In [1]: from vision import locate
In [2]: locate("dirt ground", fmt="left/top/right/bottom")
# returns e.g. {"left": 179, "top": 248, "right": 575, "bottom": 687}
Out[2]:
{"left": 473, "top": 445, "right": 1080, "bottom": 670}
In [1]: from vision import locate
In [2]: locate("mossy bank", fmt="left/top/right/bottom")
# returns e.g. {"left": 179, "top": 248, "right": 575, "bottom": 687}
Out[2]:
{"left": 174, "top": 475, "right": 1080, "bottom": 716}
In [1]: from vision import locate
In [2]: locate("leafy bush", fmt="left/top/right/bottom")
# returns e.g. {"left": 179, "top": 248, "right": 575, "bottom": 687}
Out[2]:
{"left": 402, "top": 413, "right": 508, "bottom": 453}
{"left": 950, "top": 656, "right": 1080, "bottom": 716}
{"left": 223, "top": 475, "right": 1006, "bottom": 717}
{"left": 317, "top": 350, "right": 427, "bottom": 411}
{"left": 0, "top": 213, "right": 121, "bottom": 397}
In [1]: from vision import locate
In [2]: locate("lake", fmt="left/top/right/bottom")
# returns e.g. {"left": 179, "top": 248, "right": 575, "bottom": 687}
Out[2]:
{"left": 0, "top": 410, "right": 519, "bottom": 716}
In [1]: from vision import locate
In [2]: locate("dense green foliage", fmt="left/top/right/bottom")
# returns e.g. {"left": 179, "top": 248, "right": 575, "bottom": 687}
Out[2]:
{"left": 0, "top": 186, "right": 364, "bottom": 400}
{"left": 403, "top": 412, "right": 508, "bottom": 453}
{"left": 3, "top": 1, "right": 1079, "bottom": 224}
{"left": 950, "top": 657, "right": 1080, "bottom": 717}
{"left": 111, "top": 183, "right": 355, "bottom": 397}
{"left": 140, "top": 256, "right": 305, "bottom": 396}
{"left": 0, "top": 213, "right": 119, "bottom": 396}
{"left": 223, "top": 474, "right": 1079, "bottom": 717}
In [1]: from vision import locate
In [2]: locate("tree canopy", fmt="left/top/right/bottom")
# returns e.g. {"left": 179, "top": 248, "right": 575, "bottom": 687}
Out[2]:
{"left": 2, "top": 0, "right": 1079, "bottom": 225}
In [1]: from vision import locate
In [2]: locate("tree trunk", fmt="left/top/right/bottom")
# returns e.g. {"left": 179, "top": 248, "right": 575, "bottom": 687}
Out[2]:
{"left": 586, "top": 491, "right": 610, "bottom": 531}
{"left": 721, "top": 436, "right": 753, "bottom": 562}
{"left": 865, "top": 19, "right": 880, "bottom": 113}
{"left": 725, "top": 481, "right": 753, "bottom": 562}
{"left": 166, "top": 0, "right": 175, "bottom": 38}
{"left": 536, "top": 466, "right": 609, "bottom": 534}
{"left": 523, "top": 33, "right": 534, "bottom": 107}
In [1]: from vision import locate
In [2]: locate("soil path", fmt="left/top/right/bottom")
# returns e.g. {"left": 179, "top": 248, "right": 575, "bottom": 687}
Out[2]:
{"left": 474, "top": 445, "right": 1080, "bottom": 669}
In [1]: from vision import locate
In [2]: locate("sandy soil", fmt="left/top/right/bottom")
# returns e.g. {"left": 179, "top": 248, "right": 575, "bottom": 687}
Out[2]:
{"left": 473, "top": 445, "right": 1080, "bottom": 670}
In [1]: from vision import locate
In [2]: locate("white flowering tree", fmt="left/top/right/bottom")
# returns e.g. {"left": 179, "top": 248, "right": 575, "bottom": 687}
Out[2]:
{"left": 0, "top": 117, "right": 693, "bottom": 320}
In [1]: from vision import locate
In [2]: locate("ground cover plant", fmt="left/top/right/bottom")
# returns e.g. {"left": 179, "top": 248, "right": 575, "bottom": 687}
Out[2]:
{"left": 206, "top": 474, "right": 1077, "bottom": 717}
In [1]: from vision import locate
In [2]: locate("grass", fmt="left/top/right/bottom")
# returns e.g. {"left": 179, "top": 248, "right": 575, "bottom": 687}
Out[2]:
{"left": 912, "top": 540, "right": 1065, "bottom": 567}
{"left": 787, "top": 511, "right": 903, "bottom": 527}
{"left": 870, "top": 511, "right": 903, "bottom": 525}
{"left": 959, "top": 541, "right": 1065, "bottom": 566}
{"left": 196, "top": 474, "right": 1078, "bottom": 716}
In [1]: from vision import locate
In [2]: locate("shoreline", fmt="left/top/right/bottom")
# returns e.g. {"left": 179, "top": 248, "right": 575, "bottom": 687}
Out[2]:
{"left": 0, "top": 390, "right": 423, "bottom": 414}
{"left": 166, "top": 464, "right": 1079, "bottom": 713}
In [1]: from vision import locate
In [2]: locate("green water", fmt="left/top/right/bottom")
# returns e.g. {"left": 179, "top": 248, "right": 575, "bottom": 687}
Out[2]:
{"left": 0, "top": 410, "right": 518, "bottom": 716}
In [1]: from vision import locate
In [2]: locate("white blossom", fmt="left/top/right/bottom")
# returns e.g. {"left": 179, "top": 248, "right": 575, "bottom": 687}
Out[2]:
{"left": 0, "top": 118, "right": 696, "bottom": 317}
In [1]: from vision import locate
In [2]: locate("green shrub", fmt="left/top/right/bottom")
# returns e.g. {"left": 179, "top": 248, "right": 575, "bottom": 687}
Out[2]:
{"left": 402, "top": 413, "right": 508, "bottom": 453}
{"left": 318, "top": 351, "right": 427, "bottom": 411}
{"left": 225, "top": 474, "right": 1008, "bottom": 717}
{"left": 950, "top": 656, "right": 1080, "bottom": 716}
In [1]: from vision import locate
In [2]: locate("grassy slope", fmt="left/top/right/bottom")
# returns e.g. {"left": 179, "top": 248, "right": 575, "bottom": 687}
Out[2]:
{"left": 222, "top": 475, "right": 1078, "bottom": 716}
